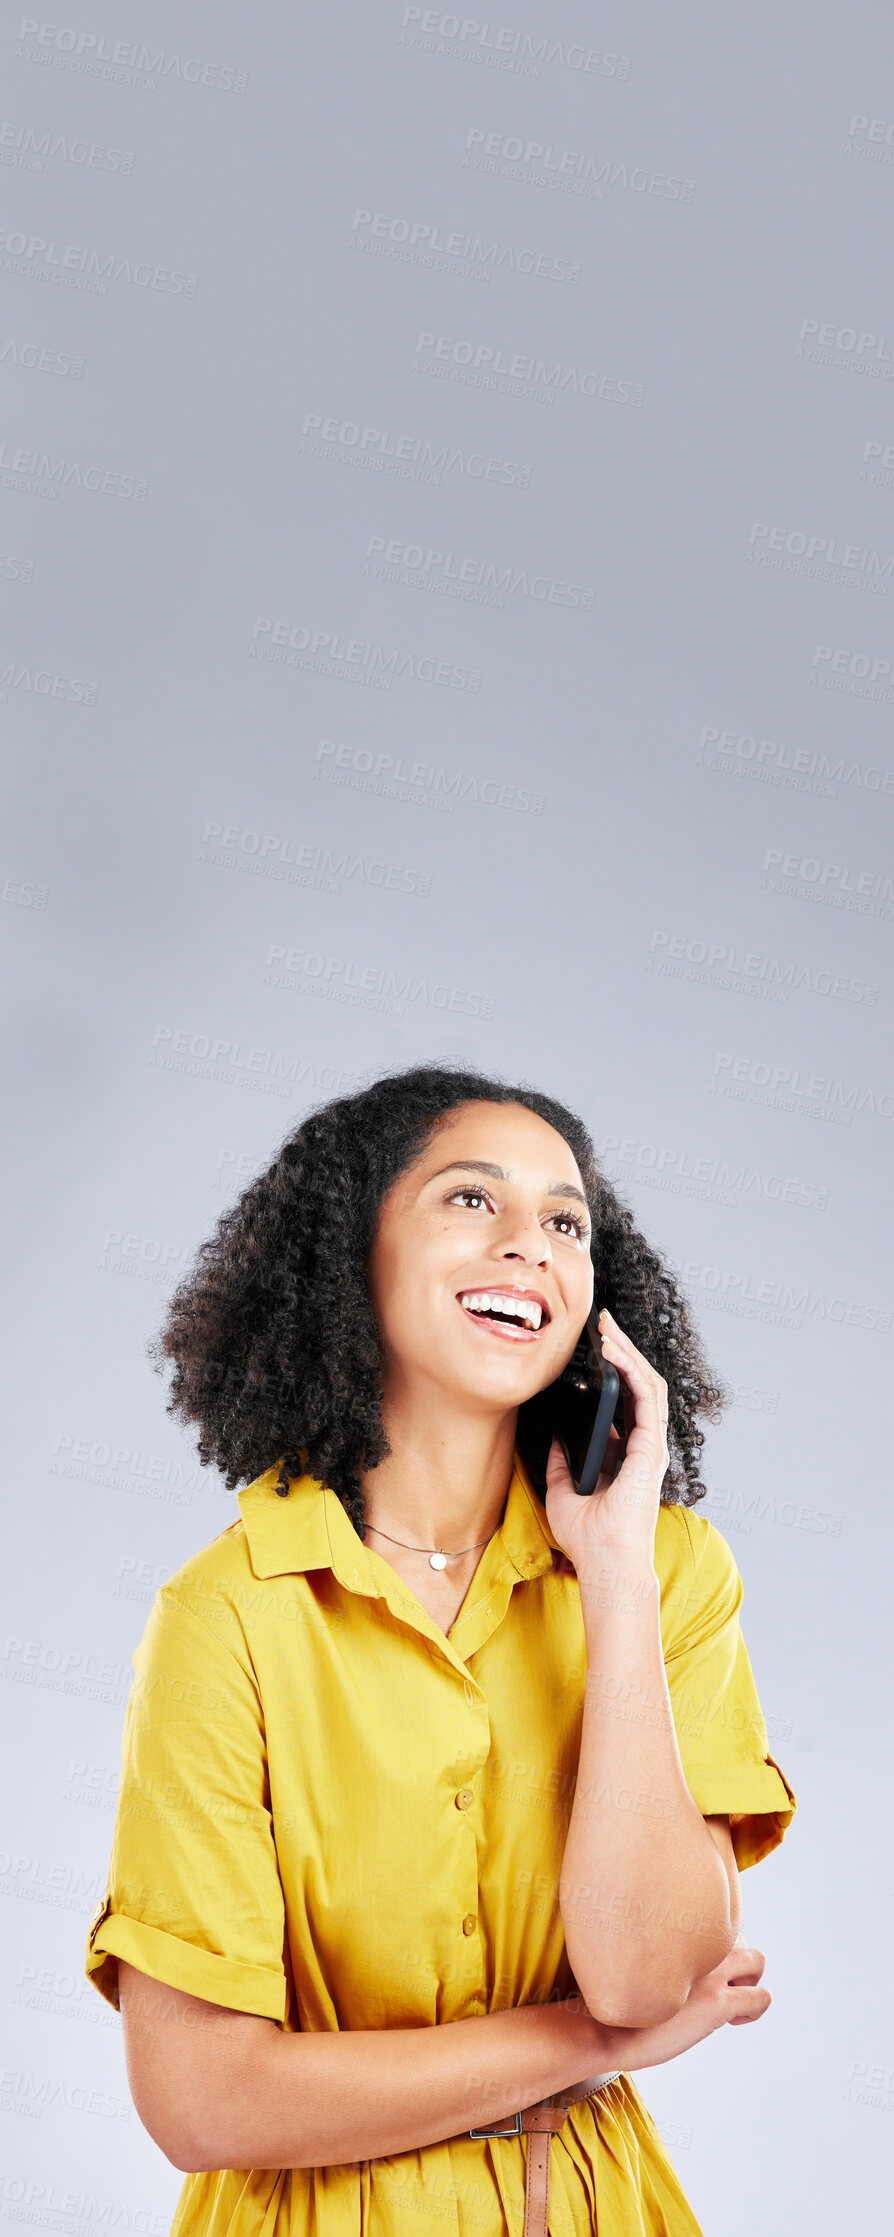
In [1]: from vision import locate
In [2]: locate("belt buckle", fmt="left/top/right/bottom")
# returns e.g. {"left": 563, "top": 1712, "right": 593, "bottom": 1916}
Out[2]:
{"left": 469, "top": 2111, "right": 522, "bottom": 2139}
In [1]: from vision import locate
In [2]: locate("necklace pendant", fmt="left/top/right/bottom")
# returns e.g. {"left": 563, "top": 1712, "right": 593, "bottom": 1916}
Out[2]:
{"left": 429, "top": 1551, "right": 448, "bottom": 1570}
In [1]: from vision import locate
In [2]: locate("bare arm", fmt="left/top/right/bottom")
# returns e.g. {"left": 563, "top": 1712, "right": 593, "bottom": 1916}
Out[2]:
{"left": 703, "top": 1814, "right": 742, "bottom": 1937}
{"left": 116, "top": 1960, "right": 615, "bottom": 2174}
{"left": 119, "top": 1906, "right": 769, "bottom": 2176}
{"left": 547, "top": 1312, "right": 742, "bottom": 2032}
{"left": 599, "top": 1933, "right": 772, "bottom": 2073}
{"left": 559, "top": 1557, "right": 737, "bottom": 2026}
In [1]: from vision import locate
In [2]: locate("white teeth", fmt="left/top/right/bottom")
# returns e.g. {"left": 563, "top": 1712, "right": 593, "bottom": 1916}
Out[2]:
{"left": 459, "top": 1291, "right": 544, "bottom": 1332}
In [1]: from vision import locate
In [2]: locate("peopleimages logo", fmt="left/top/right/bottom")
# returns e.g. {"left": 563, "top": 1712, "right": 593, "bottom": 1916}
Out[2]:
{"left": 413, "top": 330, "right": 644, "bottom": 406}
{"left": 363, "top": 536, "right": 594, "bottom": 611}
{"left": 350, "top": 208, "right": 580, "bottom": 286}
{"left": 0, "top": 440, "right": 147, "bottom": 500}
{"left": 674, "top": 1258, "right": 890, "bottom": 1335}
{"left": 149, "top": 1024, "right": 370, "bottom": 1102}
{"left": 0, "top": 120, "right": 134, "bottom": 171}
{"left": 1, "top": 875, "right": 49, "bottom": 906}
{"left": 647, "top": 928, "right": 878, "bottom": 1007}
{"left": 300, "top": 412, "right": 532, "bottom": 487}
{"left": 463, "top": 127, "right": 695, "bottom": 201}
{"left": 0, "top": 656, "right": 97, "bottom": 703}
{"left": 710, "top": 1053, "right": 893, "bottom": 1124}
{"left": 398, "top": 12, "right": 632, "bottom": 79}
{"left": 250, "top": 616, "right": 481, "bottom": 693}
{"left": 845, "top": 112, "right": 894, "bottom": 165}
{"left": 313, "top": 738, "right": 545, "bottom": 814}
{"left": 15, "top": 20, "right": 249, "bottom": 93}
{"left": 596, "top": 1129, "right": 829, "bottom": 1212}
{"left": 697, "top": 723, "right": 894, "bottom": 799}
{"left": 98, "top": 1229, "right": 187, "bottom": 1284}
{"left": 810, "top": 644, "right": 894, "bottom": 701}
{"left": 842, "top": 2059, "right": 894, "bottom": 2112}
{"left": 264, "top": 946, "right": 495, "bottom": 1021}
{"left": 0, "top": 224, "right": 198, "bottom": 296}
{"left": 49, "top": 1432, "right": 197, "bottom": 1507}
{"left": 760, "top": 846, "right": 893, "bottom": 920}
{"left": 705, "top": 1482, "right": 843, "bottom": 1539}
{"left": 796, "top": 319, "right": 894, "bottom": 378}
{"left": 860, "top": 439, "right": 894, "bottom": 490}
{"left": 200, "top": 820, "right": 431, "bottom": 896}
{"left": 0, "top": 334, "right": 85, "bottom": 377}
{"left": 747, "top": 521, "right": 893, "bottom": 593}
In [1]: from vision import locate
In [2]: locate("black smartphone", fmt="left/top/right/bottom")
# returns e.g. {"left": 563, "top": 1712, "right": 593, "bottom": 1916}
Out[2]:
{"left": 550, "top": 1313, "right": 622, "bottom": 1495}
{"left": 515, "top": 1310, "right": 623, "bottom": 1500}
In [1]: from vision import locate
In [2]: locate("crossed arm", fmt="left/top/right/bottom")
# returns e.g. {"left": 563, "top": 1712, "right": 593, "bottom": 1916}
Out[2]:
{"left": 115, "top": 1811, "right": 743, "bottom": 2173}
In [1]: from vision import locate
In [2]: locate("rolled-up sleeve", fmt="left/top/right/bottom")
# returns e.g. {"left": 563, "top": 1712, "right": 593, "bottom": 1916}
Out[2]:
{"left": 664, "top": 1512, "right": 797, "bottom": 1872}
{"left": 84, "top": 1587, "right": 288, "bottom": 2020}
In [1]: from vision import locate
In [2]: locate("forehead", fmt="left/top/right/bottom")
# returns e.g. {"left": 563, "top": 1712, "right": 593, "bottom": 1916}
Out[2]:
{"left": 406, "top": 1100, "right": 584, "bottom": 1188}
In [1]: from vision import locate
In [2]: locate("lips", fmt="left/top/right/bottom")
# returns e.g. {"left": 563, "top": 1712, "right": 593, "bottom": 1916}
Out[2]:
{"left": 456, "top": 1287, "right": 552, "bottom": 1340}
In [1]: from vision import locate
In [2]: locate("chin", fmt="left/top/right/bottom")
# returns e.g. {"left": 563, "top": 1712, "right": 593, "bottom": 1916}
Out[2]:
{"left": 461, "top": 1355, "right": 560, "bottom": 1408}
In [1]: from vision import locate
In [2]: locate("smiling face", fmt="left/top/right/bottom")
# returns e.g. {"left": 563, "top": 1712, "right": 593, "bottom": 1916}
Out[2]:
{"left": 366, "top": 1100, "right": 595, "bottom": 1418}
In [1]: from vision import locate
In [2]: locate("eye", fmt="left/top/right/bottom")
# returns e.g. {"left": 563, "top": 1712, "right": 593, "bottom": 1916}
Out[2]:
{"left": 548, "top": 1209, "right": 587, "bottom": 1240}
{"left": 446, "top": 1186, "right": 494, "bottom": 1212}
{"left": 445, "top": 1188, "right": 588, "bottom": 1240}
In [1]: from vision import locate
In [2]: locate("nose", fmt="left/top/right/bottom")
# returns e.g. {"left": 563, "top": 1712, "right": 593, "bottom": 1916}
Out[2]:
{"left": 497, "top": 1211, "right": 552, "bottom": 1266}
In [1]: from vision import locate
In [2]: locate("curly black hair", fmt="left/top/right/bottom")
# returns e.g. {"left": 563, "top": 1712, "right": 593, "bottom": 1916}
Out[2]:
{"left": 149, "top": 1062, "right": 730, "bottom": 1536}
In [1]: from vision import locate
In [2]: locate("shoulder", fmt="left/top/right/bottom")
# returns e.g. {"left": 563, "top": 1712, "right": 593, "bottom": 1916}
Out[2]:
{"left": 654, "top": 1500, "right": 742, "bottom": 1655}
{"left": 164, "top": 1512, "right": 251, "bottom": 1597}
{"left": 139, "top": 1514, "right": 261, "bottom": 1670}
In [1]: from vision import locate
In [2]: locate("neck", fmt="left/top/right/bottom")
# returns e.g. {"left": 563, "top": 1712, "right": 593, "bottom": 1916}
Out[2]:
{"left": 358, "top": 1382, "right": 518, "bottom": 1550}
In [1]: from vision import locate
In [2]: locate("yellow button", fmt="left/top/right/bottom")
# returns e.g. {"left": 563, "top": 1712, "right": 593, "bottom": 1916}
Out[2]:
{"left": 455, "top": 1789, "right": 473, "bottom": 1811}
{"left": 462, "top": 1914, "right": 476, "bottom": 1937}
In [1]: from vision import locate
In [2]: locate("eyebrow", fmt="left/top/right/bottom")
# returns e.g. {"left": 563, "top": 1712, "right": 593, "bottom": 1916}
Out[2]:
{"left": 428, "top": 1159, "right": 590, "bottom": 1211}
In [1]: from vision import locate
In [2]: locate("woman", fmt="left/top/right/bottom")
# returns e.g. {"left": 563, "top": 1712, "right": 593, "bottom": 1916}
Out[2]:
{"left": 85, "top": 1062, "right": 796, "bottom": 2236}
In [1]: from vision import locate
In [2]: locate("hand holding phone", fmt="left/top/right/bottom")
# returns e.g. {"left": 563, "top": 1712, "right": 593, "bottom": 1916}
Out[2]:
{"left": 540, "top": 1311, "right": 669, "bottom": 1571}
{"left": 551, "top": 1313, "right": 622, "bottom": 1495}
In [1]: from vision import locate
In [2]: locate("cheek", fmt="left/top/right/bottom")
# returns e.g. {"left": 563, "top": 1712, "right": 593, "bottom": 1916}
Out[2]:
{"left": 369, "top": 1235, "right": 446, "bottom": 1357}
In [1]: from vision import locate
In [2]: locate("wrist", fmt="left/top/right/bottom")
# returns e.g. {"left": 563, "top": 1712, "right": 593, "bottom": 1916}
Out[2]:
{"left": 554, "top": 1992, "right": 627, "bottom": 2076}
{"left": 575, "top": 1553, "right": 659, "bottom": 1626}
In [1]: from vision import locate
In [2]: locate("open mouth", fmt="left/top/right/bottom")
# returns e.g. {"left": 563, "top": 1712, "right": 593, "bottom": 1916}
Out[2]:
{"left": 457, "top": 1289, "right": 551, "bottom": 1339}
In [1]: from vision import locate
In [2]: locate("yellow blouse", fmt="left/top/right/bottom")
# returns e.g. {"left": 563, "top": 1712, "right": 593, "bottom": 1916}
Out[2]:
{"left": 85, "top": 1452, "right": 796, "bottom": 2237}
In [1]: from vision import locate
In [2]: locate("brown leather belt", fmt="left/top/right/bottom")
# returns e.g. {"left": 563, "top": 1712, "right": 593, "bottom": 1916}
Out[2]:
{"left": 467, "top": 2069, "right": 622, "bottom": 2236}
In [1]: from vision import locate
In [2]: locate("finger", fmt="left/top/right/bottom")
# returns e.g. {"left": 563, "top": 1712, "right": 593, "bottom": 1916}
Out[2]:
{"left": 724, "top": 1946, "right": 766, "bottom": 1980}
{"left": 545, "top": 1436, "right": 574, "bottom": 1488}
{"left": 599, "top": 1345, "right": 669, "bottom": 1468}
{"left": 599, "top": 1317, "right": 668, "bottom": 1413}
{"left": 599, "top": 1311, "right": 658, "bottom": 1373}
{"left": 728, "top": 1990, "right": 772, "bottom": 2024}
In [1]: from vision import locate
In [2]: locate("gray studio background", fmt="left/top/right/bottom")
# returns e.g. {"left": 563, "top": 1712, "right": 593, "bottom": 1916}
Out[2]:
{"left": 3, "top": 2, "right": 891, "bottom": 2229}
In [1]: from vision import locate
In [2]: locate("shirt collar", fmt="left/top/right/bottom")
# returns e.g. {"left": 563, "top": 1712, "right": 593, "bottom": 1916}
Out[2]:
{"left": 237, "top": 1447, "right": 563, "bottom": 1594}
